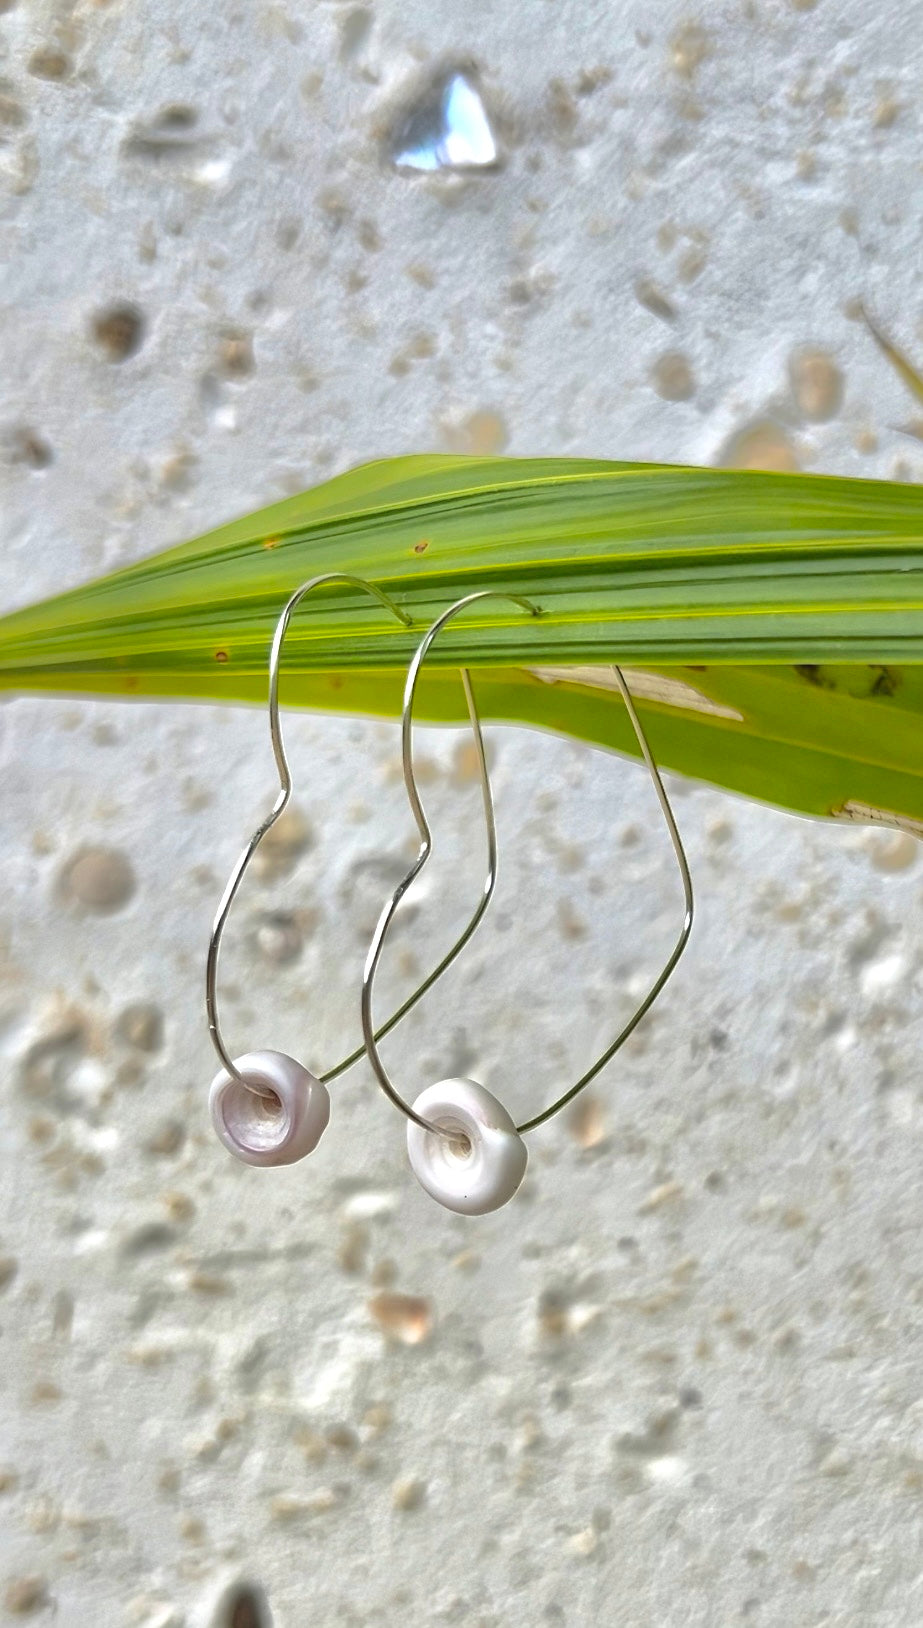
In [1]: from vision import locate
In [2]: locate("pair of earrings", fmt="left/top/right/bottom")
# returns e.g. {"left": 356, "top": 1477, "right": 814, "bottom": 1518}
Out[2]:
{"left": 206, "top": 574, "right": 694, "bottom": 1214}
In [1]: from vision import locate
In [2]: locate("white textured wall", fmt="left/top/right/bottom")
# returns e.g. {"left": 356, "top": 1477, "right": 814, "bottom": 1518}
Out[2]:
{"left": 1, "top": 2, "right": 922, "bottom": 1624}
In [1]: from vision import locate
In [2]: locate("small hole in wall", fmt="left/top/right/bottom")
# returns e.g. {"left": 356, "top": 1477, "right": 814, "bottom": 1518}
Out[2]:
{"left": 91, "top": 301, "right": 146, "bottom": 362}
{"left": 226, "top": 1583, "right": 271, "bottom": 1628}
{"left": 154, "top": 103, "right": 198, "bottom": 133}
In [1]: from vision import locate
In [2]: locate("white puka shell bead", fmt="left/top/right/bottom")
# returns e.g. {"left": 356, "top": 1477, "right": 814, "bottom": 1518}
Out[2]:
{"left": 209, "top": 1049, "right": 330, "bottom": 1167}
{"left": 406, "top": 1078, "right": 528, "bottom": 1215}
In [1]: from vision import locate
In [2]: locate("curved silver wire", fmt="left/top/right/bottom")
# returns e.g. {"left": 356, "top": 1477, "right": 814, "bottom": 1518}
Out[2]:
{"left": 361, "top": 592, "right": 694, "bottom": 1137}
{"left": 206, "top": 572, "right": 502, "bottom": 1100}
{"left": 361, "top": 591, "right": 543, "bottom": 1134}
{"left": 516, "top": 665, "right": 693, "bottom": 1132}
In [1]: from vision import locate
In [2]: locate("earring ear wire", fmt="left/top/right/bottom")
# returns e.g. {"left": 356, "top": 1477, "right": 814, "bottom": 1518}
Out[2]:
{"left": 360, "top": 590, "right": 694, "bottom": 1213}
{"left": 361, "top": 590, "right": 542, "bottom": 1138}
{"left": 206, "top": 572, "right": 509, "bottom": 1166}
{"left": 206, "top": 573, "right": 411, "bottom": 1105}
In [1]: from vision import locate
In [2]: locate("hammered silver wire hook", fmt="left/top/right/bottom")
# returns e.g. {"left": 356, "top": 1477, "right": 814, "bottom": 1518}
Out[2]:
{"left": 206, "top": 572, "right": 503, "bottom": 1101}
{"left": 361, "top": 591, "right": 543, "bottom": 1136}
{"left": 361, "top": 592, "right": 694, "bottom": 1141}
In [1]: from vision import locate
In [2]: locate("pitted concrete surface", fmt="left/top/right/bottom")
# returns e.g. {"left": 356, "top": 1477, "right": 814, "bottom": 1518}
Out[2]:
{"left": 1, "top": 3, "right": 922, "bottom": 1624}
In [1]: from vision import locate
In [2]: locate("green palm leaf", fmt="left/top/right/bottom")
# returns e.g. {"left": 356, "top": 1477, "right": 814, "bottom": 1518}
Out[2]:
{"left": 1, "top": 453, "right": 922, "bottom": 826}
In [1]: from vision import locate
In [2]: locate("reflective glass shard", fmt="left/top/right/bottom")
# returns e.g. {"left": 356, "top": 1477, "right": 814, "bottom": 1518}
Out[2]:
{"left": 392, "top": 73, "right": 497, "bottom": 172}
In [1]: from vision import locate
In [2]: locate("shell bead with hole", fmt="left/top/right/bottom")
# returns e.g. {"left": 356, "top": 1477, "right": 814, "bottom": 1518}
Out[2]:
{"left": 406, "top": 1078, "right": 528, "bottom": 1214}
{"left": 209, "top": 1049, "right": 330, "bottom": 1166}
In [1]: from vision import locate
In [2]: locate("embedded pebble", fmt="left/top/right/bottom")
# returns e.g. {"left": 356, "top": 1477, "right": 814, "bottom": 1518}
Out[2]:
{"left": 651, "top": 352, "right": 695, "bottom": 401}
{"left": 56, "top": 846, "right": 137, "bottom": 914}
{"left": 670, "top": 22, "right": 710, "bottom": 78}
{"left": 250, "top": 806, "right": 312, "bottom": 881}
{"left": 28, "top": 48, "right": 71, "bottom": 82}
{"left": 217, "top": 331, "right": 254, "bottom": 378}
{"left": 144, "top": 1119, "right": 186, "bottom": 1157}
{"left": 116, "top": 1003, "right": 165, "bottom": 1052}
{"left": 441, "top": 408, "right": 509, "bottom": 455}
{"left": 3, "top": 1576, "right": 48, "bottom": 1614}
{"left": 368, "top": 1292, "right": 432, "bottom": 1345}
{"left": 392, "top": 1476, "right": 426, "bottom": 1511}
{"left": 789, "top": 348, "right": 844, "bottom": 421}
{"left": 567, "top": 1526, "right": 598, "bottom": 1558}
{"left": 566, "top": 1094, "right": 607, "bottom": 1150}
{"left": 270, "top": 1488, "right": 343, "bottom": 1520}
{"left": 161, "top": 1192, "right": 194, "bottom": 1225}
{"left": 451, "top": 736, "right": 492, "bottom": 786}
{"left": 719, "top": 421, "right": 801, "bottom": 471}
{"left": 638, "top": 1180, "right": 684, "bottom": 1214}
{"left": 634, "top": 277, "right": 677, "bottom": 322}
{"left": 342, "top": 1189, "right": 398, "bottom": 1221}
{"left": 131, "top": 1607, "right": 182, "bottom": 1628}
{"left": 862, "top": 829, "right": 918, "bottom": 873}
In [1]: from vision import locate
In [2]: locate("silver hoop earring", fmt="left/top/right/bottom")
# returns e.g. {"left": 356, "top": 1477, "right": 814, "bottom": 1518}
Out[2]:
{"left": 206, "top": 573, "right": 500, "bottom": 1168}
{"left": 361, "top": 590, "right": 694, "bottom": 1215}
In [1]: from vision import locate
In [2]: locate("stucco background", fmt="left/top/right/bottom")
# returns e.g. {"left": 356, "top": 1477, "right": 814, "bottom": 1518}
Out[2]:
{"left": 1, "top": 1, "right": 923, "bottom": 1623}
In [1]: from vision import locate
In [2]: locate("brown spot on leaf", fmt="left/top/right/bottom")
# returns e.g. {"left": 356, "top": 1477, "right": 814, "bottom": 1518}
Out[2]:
{"left": 794, "top": 664, "right": 835, "bottom": 690}
{"left": 869, "top": 666, "right": 900, "bottom": 698}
